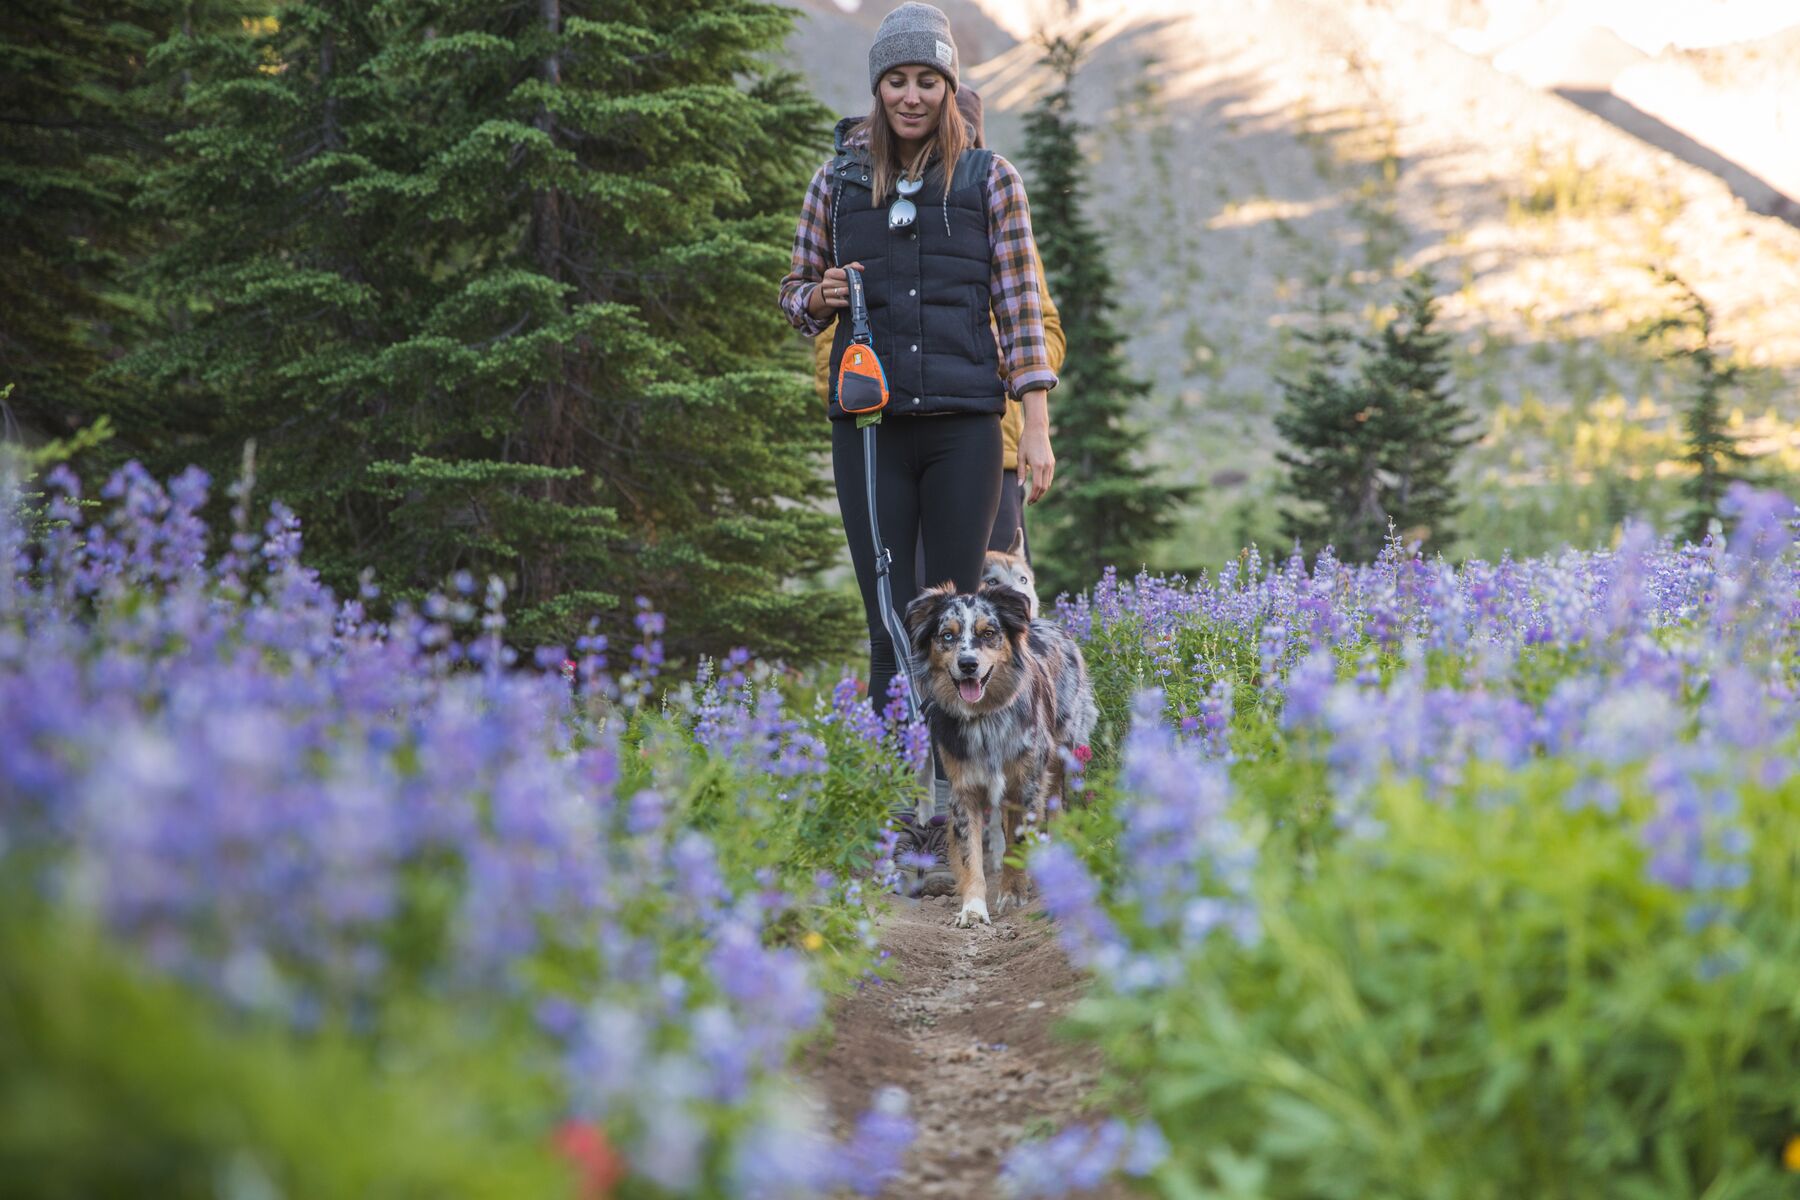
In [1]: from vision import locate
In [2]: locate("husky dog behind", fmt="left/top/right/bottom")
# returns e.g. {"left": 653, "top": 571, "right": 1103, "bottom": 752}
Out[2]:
{"left": 904, "top": 582, "right": 1097, "bottom": 927}
{"left": 980, "top": 527, "right": 1038, "bottom": 619}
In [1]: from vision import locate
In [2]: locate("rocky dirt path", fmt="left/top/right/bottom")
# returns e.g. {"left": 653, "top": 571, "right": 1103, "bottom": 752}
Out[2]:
{"left": 809, "top": 896, "right": 1133, "bottom": 1199}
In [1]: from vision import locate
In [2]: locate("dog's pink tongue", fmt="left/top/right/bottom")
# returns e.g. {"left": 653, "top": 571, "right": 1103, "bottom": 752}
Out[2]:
{"left": 957, "top": 677, "right": 983, "bottom": 704}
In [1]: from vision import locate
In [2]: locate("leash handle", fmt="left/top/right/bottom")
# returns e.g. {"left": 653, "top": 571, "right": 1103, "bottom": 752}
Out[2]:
{"left": 845, "top": 265, "right": 873, "bottom": 345}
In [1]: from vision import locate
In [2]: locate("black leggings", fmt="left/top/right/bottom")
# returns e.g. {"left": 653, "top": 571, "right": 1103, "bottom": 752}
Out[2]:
{"left": 916, "top": 469, "right": 1027, "bottom": 584}
{"left": 832, "top": 414, "right": 1003, "bottom": 712}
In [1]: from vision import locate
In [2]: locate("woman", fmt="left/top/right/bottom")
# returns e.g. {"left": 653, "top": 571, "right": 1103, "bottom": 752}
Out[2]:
{"left": 803, "top": 84, "right": 1064, "bottom": 584}
{"left": 778, "top": 0, "right": 1058, "bottom": 717}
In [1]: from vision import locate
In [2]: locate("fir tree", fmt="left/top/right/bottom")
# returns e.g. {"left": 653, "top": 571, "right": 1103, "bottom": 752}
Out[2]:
{"left": 122, "top": 0, "right": 854, "bottom": 659}
{"left": 1019, "top": 33, "right": 1190, "bottom": 599}
{"left": 1362, "top": 271, "right": 1477, "bottom": 552}
{"left": 0, "top": 1, "right": 250, "bottom": 448}
{"left": 1640, "top": 270, "right": 1751, "bottom": 543}
{"left": 1276, "top": 272, "right": 1474, "bottom": 561}
{"left": 1274, "top": 293, "right": 1386, "bottom": 562}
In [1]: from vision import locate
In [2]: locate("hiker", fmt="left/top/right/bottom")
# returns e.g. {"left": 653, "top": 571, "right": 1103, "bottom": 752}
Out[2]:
{"left": 778, "top": 0, "right": 1059, "bottom": 718}
{"left": 809, "top": 85, "right": 1066, "bottom": 572}
{"left": 779, "top": 1, "right": 1059, "bottom": 889}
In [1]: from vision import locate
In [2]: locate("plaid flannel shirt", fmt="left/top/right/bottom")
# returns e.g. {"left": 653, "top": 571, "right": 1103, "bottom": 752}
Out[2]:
{"left": 778, "top": 151, "right": 1058, "bottom": 401}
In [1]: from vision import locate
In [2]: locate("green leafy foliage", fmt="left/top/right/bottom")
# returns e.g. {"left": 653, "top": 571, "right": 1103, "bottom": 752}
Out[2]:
{"left": 1073, "top": 757, "right": 1800, "bottom": 1200}
{"left": 0, "top": 903, "right": 568, "bottom": 1200}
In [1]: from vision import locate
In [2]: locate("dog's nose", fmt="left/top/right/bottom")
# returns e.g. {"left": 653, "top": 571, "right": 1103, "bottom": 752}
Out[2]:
{"left": 956, "top": 655, "right": 979, "bottom": 675}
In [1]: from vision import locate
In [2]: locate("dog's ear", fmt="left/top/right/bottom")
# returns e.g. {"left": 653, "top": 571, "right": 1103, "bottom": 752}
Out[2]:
{"left": 905, "top": 583, "right": 956, "bottom": 659}
{"left": 979, "top": 581, "right": 1032, "bottom": 640}
{"left": 1006, "top": 526, "right": 1024, "bottom": 556}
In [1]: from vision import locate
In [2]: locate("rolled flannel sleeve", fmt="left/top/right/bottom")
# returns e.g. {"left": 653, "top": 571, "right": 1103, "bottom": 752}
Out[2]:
{"left": 778, "top": 163, "right": 835, "bottom": 338}
{"left": 987, "top": 155, "right": 1058, "bottom": 400}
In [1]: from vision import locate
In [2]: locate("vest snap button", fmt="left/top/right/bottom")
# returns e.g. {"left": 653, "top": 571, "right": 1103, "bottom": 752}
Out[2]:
{"left": 908, "top": 288, "right": 916, "bottom": 296}
{"left": 912, "top": 397, "right": 921, "bottom": 405}
{"left": 911, "top": 344, "right": 918, "bottom": 351}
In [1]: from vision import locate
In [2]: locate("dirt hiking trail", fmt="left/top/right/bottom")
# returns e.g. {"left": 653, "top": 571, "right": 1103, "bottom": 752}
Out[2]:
{"left": 810, "top": 896, "right": 1135, "bottom": 1199}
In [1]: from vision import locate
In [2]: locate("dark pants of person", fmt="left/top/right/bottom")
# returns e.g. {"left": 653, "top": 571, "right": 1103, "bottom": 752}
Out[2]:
{"left": 916, "top": 468, "right": 1028, "bottom": 586}
{"left": 832, "top": 414, "right": 1003, "bottom": 716}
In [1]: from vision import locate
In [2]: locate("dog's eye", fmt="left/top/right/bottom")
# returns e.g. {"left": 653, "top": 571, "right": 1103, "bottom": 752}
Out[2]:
{"left": 939, "top": 630, "right": 955, "bottom": 645}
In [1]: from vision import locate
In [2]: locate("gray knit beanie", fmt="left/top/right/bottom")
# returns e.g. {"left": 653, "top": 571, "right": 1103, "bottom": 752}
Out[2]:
{"left": 868, "top": 2, "right": 959, "bottom": 94}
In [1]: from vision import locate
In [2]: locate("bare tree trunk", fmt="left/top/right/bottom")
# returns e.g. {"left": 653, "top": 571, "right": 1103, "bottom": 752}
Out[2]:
{"left": 525, "top": 0, "right": 574, "bottom": 607}
{"left": 320, "top": 29, "right": 342, "bottom": 150}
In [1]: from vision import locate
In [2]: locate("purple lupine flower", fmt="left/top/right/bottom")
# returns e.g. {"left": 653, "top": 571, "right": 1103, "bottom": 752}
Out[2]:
{"left": 1640, "top": 745, "right": 1750, "bottom": 928}
{"left": 1000, "top": 1118, "right": 1167, "bottom": 1198}
{"left": 1115, "top": 690, "right": 1258, "bottom": 946}
{"left": 1257, "top": 621, "right": 1288, "bottom": 693}
{"left": 1029, "top": 842, "right": 1129, "bottom": 976}
{"left": 835, "top": 1086, "right": 915, "bottom": 1195}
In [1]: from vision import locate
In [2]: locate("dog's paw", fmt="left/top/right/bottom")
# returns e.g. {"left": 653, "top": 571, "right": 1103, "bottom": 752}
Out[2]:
{"left": 955, "top": 897, "right": 991, "bottom": 928}
{"left": 992, "top": 888, "right": 1026, "bottom": 916}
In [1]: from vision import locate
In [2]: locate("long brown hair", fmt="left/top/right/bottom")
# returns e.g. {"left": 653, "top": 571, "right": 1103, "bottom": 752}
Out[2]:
{"left": 860, "top": 80, "right": 970, "bottom": 207}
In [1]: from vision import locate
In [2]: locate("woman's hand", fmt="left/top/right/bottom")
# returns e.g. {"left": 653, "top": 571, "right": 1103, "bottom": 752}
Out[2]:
{"left": 1017, "top": 388, "right": 1055, "bottom": 504}
{"left": 806, "top": 262, "right": 866, "bottom": 320}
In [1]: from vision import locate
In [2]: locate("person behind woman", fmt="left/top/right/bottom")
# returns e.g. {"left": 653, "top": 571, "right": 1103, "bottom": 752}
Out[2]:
{"left": 778, "top": 0, "right": 1058, "bottom": 715}
{"left": 806, "top": 85, "right": 1065, "bottom": 573}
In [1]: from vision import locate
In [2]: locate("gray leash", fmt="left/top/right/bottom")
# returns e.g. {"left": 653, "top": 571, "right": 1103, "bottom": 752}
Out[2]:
{"left": 844, "top": 265, "right": 930, "bottom": 732}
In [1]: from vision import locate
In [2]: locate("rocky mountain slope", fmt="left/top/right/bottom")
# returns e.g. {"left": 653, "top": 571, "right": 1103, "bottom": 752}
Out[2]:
{"left": 775, "top": 0, "right": 1800, "bottom": 566}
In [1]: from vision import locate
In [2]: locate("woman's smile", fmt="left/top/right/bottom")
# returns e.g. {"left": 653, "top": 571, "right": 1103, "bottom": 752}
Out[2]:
{"left": 879, "top": 64, "right": 946, "bottom": 143}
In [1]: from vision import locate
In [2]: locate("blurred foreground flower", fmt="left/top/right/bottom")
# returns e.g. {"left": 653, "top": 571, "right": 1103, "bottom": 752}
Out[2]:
{"left": 553, "top": 1121, "right": 625, "bottom": 1200}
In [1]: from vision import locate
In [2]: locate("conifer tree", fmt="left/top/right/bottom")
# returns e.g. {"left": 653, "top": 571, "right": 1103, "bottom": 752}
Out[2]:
{"left": 1362, "top": 271, "right": 1477, "bottom": 551}
{"left": 1641, "top": 270, "right": 1751, "bottom": 543}
{"left": 123, "top": 0, "right": 854, "bottom": 658}
{"left": 0, "top": 1, "right": 249, "bottom": 446}
{"left": 1276, "top": 272, "right": 1473, "bottom": 561}
{"left": 1020, "top": 33, "right": 1190, "bottom": 599}
{"left": 1275, "top": 294, "right": 1385, "bottom": 562}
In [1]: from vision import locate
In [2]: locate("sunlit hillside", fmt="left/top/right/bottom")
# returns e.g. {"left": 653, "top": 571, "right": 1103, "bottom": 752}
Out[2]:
{"left": 778, "top": 0, "right": 1800, "bottom": 569}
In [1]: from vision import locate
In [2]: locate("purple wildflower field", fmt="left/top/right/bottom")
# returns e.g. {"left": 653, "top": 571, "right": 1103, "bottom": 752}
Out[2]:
{"left": 1003, "top": 484, "right": 1800, "bottom": 1198}
{"left": 9, "top": 459, "right": 1800, "bottom": 1199}
{"left": 1, "top": 461, "right": 921, "bottom": 1198}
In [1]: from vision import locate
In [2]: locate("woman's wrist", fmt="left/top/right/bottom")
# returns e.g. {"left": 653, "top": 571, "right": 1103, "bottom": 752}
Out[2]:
{"left": 1020, "top": 388, "right": 1049, "bottom": 431}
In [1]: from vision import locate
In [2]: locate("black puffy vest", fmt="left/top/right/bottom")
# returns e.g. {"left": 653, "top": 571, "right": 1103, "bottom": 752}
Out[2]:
{"left": 826, "top": 136, "right": 1004, "bottom": 421}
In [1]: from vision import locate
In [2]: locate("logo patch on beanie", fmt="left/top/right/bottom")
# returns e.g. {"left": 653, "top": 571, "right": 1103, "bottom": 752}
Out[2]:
{"left": 935, "top": 38, "right": 953, "bottom": 67}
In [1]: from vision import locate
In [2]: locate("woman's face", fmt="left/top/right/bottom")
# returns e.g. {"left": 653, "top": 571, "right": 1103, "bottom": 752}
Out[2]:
{"left": 879, "top": 65, "right": 947, "bottom": 146}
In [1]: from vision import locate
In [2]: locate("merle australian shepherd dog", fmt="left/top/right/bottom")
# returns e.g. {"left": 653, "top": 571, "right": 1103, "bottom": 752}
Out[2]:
{"left": 904, "top": 581, "right": 1098, "bottom": 927}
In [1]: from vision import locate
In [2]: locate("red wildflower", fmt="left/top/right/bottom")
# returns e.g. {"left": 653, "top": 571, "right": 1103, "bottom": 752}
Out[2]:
{"left": 552, "top": 1120, "right": 625, "bottom": 1200}
{"left": 1072, "top": 744, "right": 1093, "bottom": 765}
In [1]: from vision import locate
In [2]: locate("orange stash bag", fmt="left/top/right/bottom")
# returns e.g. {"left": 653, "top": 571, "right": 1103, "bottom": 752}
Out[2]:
{"left": 835, "top": 266, "right": 889, "bottom": 415}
